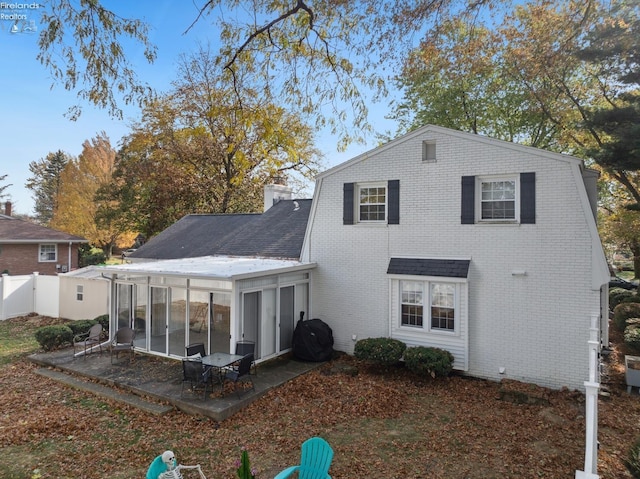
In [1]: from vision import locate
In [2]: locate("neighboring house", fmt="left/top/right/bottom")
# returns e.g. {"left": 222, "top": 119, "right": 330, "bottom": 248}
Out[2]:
{"left": 0, "top": 202, "right": 88, "bottom": 275}
{"left": 100, "top": 190, "right": 315, "bottom": 361}
{"left": 301, "top": 125, "right": 609, "bottom": 390}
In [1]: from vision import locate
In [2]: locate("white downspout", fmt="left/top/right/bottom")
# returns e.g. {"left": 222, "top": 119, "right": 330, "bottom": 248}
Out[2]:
{"left": 68, "top": 241, "right": 72, "bottom": 272}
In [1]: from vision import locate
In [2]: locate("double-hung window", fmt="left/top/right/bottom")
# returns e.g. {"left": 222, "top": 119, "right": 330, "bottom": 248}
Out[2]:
{"left": 480, "top": 178, "right": 516, "bottom": 221}
{"left": 343, "top": 180, "right": 399, "bottom": 225}
{"left": 401, "top": 281, "right": 424, "bottom": 327}
{"left": 401, "top": 280, "right": 456, "bottom": 332}
{"left": 39, "top": 244, "right": 57, "bottom": 262}
{"left": 461, "top": 172, "right": 535, "bottom": 224}
{"left": 358, "top": 184, "right": 386, "bottom": 222}
{"left": 430, "top": 283, "right": 455, "bottom": 330}
{"left": 76, "top": 285, "right": 84, "bottom": 301}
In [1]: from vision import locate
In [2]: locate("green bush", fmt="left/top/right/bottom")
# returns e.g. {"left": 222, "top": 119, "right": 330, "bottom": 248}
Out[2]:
{"left": 67, "top": 319, "right": 97, "bottom": 336}
{"left": 93, "top": 314, "right": 109, "bottom": 330}
{"left": 613, "top": 303, "right": 640, "bottom": 331}
{"left": 404, "top": 346, "right": 454, "bottom": 378}
{"left": 354, "top": 338, "right": 406, "bottom": 365}
{"left": 79, "top": 245, "right": 107, "bottom": 267}
{"left": 626, "top": 437, "right": 640, "bottom": 478}
{"left": 610, "top": 290, "right": 639, "bottom": 309}
{"left": 34, "top": 325, "right": 73, "bottom": 351}
{"left": 625, "top": 325, "right": 640, "bottom": 352}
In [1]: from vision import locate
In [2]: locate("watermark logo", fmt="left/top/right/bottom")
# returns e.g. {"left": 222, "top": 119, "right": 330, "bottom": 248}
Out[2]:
{"left": 0, "top": 3, "right": 42, "bottom": 34}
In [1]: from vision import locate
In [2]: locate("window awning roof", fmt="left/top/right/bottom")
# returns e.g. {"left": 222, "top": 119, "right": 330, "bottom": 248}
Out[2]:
{"left": 100, "top": 255, "right": 316, "bottom": 281}
{"left": 387, "top": 258, "right": 470, "bottom": 278}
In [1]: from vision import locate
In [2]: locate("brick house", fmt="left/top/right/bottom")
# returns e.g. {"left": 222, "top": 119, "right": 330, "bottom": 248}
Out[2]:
{"left": 0, "top": 202, "right": 88, "bottom": 275}
{"left": 301, "top": 124, "right": 609, "bottom": 390}
{"left": 98, "top": 125, "right": 609, "bottom": 390}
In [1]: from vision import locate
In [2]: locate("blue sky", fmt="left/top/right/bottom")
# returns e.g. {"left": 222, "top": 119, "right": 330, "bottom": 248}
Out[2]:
{"left": 0, "top": 1, "right": 397, "bottom": 215}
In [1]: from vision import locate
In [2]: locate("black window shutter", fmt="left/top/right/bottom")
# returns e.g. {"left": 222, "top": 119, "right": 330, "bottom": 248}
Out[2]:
{"left": 520, "top": 172, "right": 536, "bottom": 224}
{"left": 388, "top": 180, "right": 400, "bottom": 224}
{"left": 343, "top": 183, "right": 354, "bottom": 225}
{"left": 461, "top": 176, "right": 475, "bottom": 224}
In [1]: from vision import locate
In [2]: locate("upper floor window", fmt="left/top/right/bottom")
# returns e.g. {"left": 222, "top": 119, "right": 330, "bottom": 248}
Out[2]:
{"left": 39, "top": 244, "right": 57, "bottom": 262}
{"left": 480, "top": 177, "right": 516, "bottom": 221}
{"left": 461, "top": 172, "right": 535, "bottom": 225}
{"left": 358, "top": 184, "right": 386, "bottom": 222}
{"left": 344, "top": 180, "right": 400, "bottom": 225}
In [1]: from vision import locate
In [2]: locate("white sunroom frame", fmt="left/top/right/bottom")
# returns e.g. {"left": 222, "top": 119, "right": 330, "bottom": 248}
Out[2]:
{"left": 100, "top": 256, "right": 316, "bottom": 363}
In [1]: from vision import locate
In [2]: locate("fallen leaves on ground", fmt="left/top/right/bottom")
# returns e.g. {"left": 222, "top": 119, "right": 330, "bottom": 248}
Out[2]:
{"left": 1, "top": 316, "right": 638, "bottom": 479}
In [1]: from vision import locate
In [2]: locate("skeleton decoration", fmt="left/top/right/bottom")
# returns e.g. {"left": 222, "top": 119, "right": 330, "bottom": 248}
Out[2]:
{"left": 147, "top": 450, "right": 207, "bottom": 479}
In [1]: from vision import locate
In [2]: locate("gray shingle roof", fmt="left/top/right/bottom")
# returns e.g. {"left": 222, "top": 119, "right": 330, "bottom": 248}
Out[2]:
{"left": 387, "top": 258, "right": 470, "bottom": 278}
{"left": 0, "top": 216, "right": 87, "bottom": 243}
{"left": 132, "top": 199, "right": 312, "bottom": 260}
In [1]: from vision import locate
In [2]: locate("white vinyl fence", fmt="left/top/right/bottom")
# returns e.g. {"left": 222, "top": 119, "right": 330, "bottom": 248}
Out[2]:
{"left": 0, "top": 273, "right": 60, "bottom": 320}
{"left": 0, "top": 270, "right": 109, "bottom": 321}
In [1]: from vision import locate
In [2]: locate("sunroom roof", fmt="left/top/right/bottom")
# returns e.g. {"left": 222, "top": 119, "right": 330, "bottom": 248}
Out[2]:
{"left": 100, "top": 255, "right": 316, "bottom": 280}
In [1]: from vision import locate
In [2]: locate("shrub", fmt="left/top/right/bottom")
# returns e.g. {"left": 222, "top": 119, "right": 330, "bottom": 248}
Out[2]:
{"left": 67, "top": 319, "right": 96, "bottom": 336}
{"left": 626, "top": 437, "right": 640, "bottom": 478}
{"left": 93, "top": 314, "right": 109, "bottom": 330}
{"left": 613, "top": 303, "right": 640, "bottom": 331}
{"left": 404, "top": 346, "right": 454, "bottom": 378}
{"left": 79, "top": 245, "right": 107, "bottom": 267}
{"left": 610, "top": 290, "right": 638, "bottom": 309}
{"left": 354, "top": 338, "right": 406, "bottom": 365}
{"left": 34, "top": 325, "right": 73, "bottom": 351}
{"left": 625, "top": 325, "right": 640, "bottom": 352}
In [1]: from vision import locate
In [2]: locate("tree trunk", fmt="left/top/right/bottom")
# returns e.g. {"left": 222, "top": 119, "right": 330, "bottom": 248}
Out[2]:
{"left": 631, "top": 240, "right": 640, "bottom": 279}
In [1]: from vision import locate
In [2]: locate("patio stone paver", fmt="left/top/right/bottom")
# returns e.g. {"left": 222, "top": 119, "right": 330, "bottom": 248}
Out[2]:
{"left": 35, "top": 368, "right": 174, "bottom": 415}
{"left": 29, "top": 348, "right": 322, "bottom": 421}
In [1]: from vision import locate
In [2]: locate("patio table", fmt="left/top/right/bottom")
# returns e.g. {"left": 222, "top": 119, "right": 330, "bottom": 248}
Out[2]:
{"left": 202, "top": 352, "right": 244, "bottom": 386}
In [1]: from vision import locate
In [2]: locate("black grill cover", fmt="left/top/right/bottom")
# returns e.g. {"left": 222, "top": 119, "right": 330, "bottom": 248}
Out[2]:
{"left": 292, "top": 318, "right": 334, "bottom": 362}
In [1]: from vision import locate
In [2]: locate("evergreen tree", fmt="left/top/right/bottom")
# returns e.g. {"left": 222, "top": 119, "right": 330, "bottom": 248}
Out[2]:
{"left": 26, "top": 150, "right": 72, "bottom": 225}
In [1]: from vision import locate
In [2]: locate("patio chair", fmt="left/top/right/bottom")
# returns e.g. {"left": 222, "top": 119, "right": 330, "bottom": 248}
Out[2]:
{"left": 110, "top": 326, "right": 136, "bottom": 364}
{"left": 186, "top": 343, "right": 206, "bottom": 358}
{"left": 73, "top": 323, "right": 104, "bottom": 357}
{"left": 223, "top": 353, "right": 255, "bottom": 398}
{"left": 235, "top": 340, "right": 257, "bottom": 375}
{"left": 181, "top": 358, "right": 212, "bottom": 400}
{"left": 273, "top": 437, "right": 334, "bottom": 479}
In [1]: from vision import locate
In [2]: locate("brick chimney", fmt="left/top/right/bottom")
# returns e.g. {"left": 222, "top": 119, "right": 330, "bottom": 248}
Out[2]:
{"left": 4, "top": 201, "right": 11, "bottom": 216}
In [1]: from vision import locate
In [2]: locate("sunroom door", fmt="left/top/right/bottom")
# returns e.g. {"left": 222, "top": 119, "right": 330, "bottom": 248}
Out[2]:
{"left": 150, "top": 287, "right": 169, "bottom": 355}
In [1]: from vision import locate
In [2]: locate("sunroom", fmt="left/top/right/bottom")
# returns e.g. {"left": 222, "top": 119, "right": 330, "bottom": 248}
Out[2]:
{"left": 100, "top": 256, "right": 316, "bottom": 363}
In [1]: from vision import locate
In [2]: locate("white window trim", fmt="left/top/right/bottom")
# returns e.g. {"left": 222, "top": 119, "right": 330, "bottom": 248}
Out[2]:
{"left": 476, "top": 174, "right": 520, "bottom": 223}
{"left": 76, "top": 284, "right": 84, "bottom": 301}
{"left": 398, "top": 279, "right": 460, "bottom": 335}
{"left": 39, "top": 244, "right": 57, "bottom": 263}
{"left": 356, "top": 182, "right": 387, "bottom": 223}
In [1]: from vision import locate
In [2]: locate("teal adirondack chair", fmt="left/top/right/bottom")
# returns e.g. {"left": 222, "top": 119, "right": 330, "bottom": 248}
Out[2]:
{"left": 273, "top": 437, "right": 333, "bottom": 479}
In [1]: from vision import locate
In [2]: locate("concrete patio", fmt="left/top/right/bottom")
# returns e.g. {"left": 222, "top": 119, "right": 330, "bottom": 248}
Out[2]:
{"left": 28, "top": 348, "right": 322, "bottom": 421}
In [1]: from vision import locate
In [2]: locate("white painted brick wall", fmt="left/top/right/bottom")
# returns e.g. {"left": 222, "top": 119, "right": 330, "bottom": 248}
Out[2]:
{"left": 306, "top": 127, "right": 605, "bottom": 391}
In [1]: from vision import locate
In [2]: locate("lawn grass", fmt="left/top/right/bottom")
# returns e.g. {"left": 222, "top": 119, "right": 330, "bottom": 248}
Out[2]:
{"left": 0, "top": 317, "right": 43, "bottom": 366}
